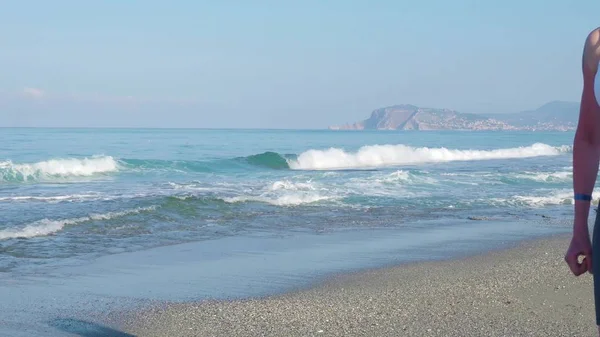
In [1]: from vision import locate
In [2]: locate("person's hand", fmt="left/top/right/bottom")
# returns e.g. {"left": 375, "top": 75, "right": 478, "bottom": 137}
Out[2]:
{"left": 565, "top": 230, "right": 593, "bottom": 276}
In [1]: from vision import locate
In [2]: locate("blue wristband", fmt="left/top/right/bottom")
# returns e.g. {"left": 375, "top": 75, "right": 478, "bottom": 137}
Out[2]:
{"left": 575, "top": 193, "right": 592, "bottom": 201}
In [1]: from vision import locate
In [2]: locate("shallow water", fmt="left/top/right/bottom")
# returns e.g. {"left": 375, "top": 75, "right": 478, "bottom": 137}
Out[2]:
{"left": 0, "top": 128, "right": 582, "bottom": 335}
{"left": 0, "top": 129, "right": 577, "bottom": 274}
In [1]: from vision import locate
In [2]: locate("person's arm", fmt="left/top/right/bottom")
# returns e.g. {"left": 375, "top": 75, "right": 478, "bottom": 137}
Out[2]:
{"left": 573, "top": 119, "right": 600, "bottom": 237}
{"left": 566, "top": 29, "right": 600, "bottom": 276}
{"left": 573, "top": 30, "right": 600, "bottom": 237}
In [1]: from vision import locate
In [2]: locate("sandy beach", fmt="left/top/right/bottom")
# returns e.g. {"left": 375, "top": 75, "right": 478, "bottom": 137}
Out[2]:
{"left": 119, "top": 234, "right": 596, "bottom": 336}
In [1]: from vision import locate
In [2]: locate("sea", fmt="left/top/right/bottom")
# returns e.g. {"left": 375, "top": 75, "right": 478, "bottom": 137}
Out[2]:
{"left": 0, "top": 128, "right": 584, "bottom": 335}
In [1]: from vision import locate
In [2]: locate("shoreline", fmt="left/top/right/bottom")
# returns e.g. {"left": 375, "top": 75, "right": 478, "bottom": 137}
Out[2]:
{"left": 119, "top": 233, "right": 597, "bottom": 336}
{"left": 0, "top": 221, "right": 570, "bottom": 336}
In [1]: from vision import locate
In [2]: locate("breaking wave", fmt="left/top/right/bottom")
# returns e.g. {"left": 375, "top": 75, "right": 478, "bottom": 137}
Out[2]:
{"left": 0, "top": 156, "right": 119, "bottom": 182}
{"left": 242, "top": 152, "right": 293, "bottom": 169}
{"left": 0, "top": 143, "right": 571, "bottom": 182}
{"left": 0, "top": 206, "right": 157, "bottom": 240}
{"left": 288, "top": 143, "right": 571, "bottom": 170}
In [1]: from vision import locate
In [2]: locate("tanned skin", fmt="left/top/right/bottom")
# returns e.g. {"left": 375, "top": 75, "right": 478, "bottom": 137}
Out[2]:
{"left": 565, "top": 27, "right": 600, "bottom": 335}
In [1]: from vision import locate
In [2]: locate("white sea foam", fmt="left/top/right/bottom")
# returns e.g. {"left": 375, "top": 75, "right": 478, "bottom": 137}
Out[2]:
{"left": 0, "top": 193, "right": 153, "bottom": 203}
{"left": 0, "top": 194, "right": 102, "bottom": 203}
{"left": 493, "top": 189, "right": 600, "bottom": 207}
{"left": 232, "top": 173, "right": 432, "bottom": 205}
{"left": 167, "top": 181, "right": 214, "bottom": 192}
{"left": 289, "top": 143, "right": 571, "bottom": 170}
{"left": 0, "top": 206, "right": 156, "bottom": 240}
{"left": 223, "top": 194, "right": 333, "bottom": 206}
{"left": 0, "top": 156, "right": 119, "bottom": 182}
{"left": 340, "top": 170, "right": 432, "bottom": 198}
{"left": 382, "top": 170, "right": 411, "bottom": 182}
{"left": 442, "top": 170, "right": 572, "bottom": 184}
{"left": 512, "top": 192, "right": 574, "bottom": 207}
{"left": 379, "top": 170, "right": 438, "bottom": 185}
{"left": 222, "top": 179, "right": 336, "bottom": 206}
{"left": 514, "top": 171, "right": 572, "bottom": 182}
{"left": 269, "top": 180, "right": 317, "bottom": 191}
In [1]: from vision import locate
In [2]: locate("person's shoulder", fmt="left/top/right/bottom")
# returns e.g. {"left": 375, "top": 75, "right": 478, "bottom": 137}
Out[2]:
{"left": 583, "top": 27, "right": 600, "bottom": 73}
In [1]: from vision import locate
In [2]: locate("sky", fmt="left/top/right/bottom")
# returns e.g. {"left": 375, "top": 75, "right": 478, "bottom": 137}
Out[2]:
{"left": 0, "top": 0, "right": 598, "bottom": 128}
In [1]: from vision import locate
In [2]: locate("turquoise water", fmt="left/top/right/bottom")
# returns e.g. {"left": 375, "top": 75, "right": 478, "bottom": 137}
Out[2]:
{"left": 0, "top": 128, "right": 577, "bottom": 275}
{"left": 0, "top": 128, "right": 583, "bottom": 335}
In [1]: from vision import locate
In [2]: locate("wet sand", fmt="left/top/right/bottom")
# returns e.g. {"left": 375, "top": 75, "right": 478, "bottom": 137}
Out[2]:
{"left": 122, "top": 234, "right": 597, "bottom": 336}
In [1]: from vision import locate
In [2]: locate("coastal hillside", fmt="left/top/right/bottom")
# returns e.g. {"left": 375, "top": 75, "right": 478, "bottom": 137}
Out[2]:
{"left": 330, "top": 101, "right": 578, "bottom": 131}
{"left": 484, "top": 101, "right": 578, "bottom": 130}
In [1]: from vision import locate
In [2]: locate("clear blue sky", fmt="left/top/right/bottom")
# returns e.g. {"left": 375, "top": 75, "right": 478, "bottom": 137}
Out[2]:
{"left": 1, "top": 1, "right": 598, "bottom": 128}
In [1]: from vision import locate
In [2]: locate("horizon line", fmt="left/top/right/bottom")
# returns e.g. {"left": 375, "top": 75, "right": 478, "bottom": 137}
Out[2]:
{"left": 0, "top": 126, "right": 575, "bottom": 133}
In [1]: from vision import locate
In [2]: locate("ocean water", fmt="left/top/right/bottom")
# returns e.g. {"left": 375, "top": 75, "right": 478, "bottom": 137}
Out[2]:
{"left": 0, "top": 128, "right": 578, "bottom": 276}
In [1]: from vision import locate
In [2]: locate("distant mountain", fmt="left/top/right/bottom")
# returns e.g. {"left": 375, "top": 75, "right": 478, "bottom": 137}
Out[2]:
{"left": 484, "top": 101, "right": 579, "bottom": 130}
{"left": 329, "top": 101, "right": 579, "bottom": 131}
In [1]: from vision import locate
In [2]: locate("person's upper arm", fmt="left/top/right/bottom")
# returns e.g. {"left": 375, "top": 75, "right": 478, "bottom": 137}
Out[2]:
{"left": 576, "top": 28, "right": 600, "bottom": 143}
{"left": 583, "top": 28, "right": 600, "bottom": 75}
